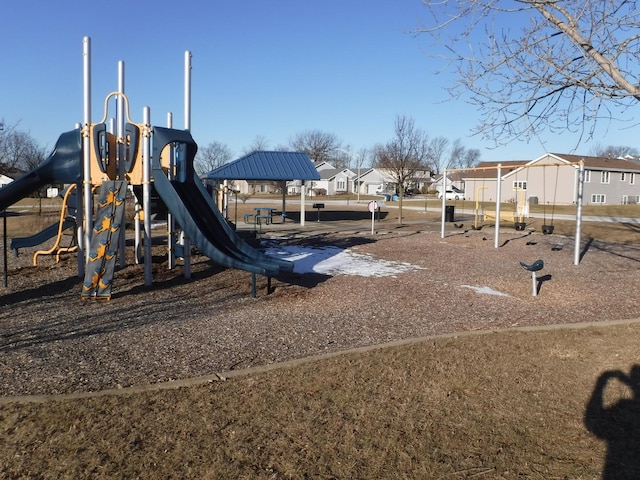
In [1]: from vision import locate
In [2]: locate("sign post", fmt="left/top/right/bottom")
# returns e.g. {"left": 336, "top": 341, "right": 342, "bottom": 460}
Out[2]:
{"left": 368, "top": 200, "right": 378, "bottom": 234}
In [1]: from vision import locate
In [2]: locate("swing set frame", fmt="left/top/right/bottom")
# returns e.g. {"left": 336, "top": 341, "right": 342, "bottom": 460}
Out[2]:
{"left": 441, "top": 160, "right": 586, "bottom": 265}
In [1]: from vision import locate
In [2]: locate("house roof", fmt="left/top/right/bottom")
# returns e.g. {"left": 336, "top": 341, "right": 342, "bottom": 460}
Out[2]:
{"left": 354, "top": 168, "right": 376, "bottom": 180}
{"left": 0, "top": 174, "right": 14, "bottom": 185}
{"left": 204, "top": 151, "right": 320, "bottom": 181}
{"left": 462, "top": 153, "right": 640, "bottom": 181}
{"left": 462, "top": 161, "right": 525, "bottom": 179}
{"left": 318, "top": 168, "right": 354, "bottom": 180}
{"left": 550, "top": 153, "right": 640, "bottom": 172}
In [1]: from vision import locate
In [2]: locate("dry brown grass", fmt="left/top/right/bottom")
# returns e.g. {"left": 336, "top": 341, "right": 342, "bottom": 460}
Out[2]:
{"left": 1, "top": 322, "right": 638, "bottom": 479}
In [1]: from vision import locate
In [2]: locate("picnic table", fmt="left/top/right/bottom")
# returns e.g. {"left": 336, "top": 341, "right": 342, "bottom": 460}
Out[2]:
{"left": 254, "top": 207, "right": 276, "bottom": 225}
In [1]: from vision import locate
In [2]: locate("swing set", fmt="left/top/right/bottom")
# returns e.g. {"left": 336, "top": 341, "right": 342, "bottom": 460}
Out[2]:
{"left": 441, "top": 160, "right": 587, "bottom": 265}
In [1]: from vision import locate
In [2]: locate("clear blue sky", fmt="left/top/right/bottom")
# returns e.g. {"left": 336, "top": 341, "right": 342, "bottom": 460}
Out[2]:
{"left": 0, "top": 0, "right": 633, "bottom": 163}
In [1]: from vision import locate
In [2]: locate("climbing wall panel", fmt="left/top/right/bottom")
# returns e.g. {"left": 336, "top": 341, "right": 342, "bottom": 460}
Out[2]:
{"left": 81, "top": 180, "right": 128, "bottom": 300}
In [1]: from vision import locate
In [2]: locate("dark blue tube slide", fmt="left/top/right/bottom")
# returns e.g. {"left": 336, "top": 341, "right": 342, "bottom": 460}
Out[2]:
{"left": 151, "top": 127, "right": 292, "bottom": 277}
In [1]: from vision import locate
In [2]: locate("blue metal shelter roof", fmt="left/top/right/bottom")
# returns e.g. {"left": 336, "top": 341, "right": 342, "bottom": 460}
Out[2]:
{"left": 204, "top": 151, "right": 320, "bottom": 181}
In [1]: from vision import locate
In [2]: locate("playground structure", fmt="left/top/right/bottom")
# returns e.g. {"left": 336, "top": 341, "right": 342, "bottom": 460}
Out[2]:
{"left": 440, "top": 161, "right": 586, "bottom": 265}
{"left": 0, "top": 37, "right": 293, "bottom": 299}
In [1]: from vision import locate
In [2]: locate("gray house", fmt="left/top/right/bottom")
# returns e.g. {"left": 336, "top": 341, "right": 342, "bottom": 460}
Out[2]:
{"left": 313, "top": 167, "right": 356, "bottom": 196}
{"left": 463, "top": 153, "right": 640, "bottom": 207}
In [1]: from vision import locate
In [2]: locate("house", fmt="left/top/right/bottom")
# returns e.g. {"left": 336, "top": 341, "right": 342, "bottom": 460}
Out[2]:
{"left": 432, "top": 172, "right": 466, "bottom": 194}
{"left": 557, "top": 153, "right": 640, "bottom": 205}
{"left": 353, "top": 168, "right": 389, "bottom": 195}
{"left": 462, "top": 153, "right": 640, "bottom": 207}
{"left": 1, "top": 173, "right": 14, "bottom": 188}
{"left": 288, "top": 161, "right": 357, "bottom": 197}
{"left": 0, "top": 166, "right": 24, "bottom": 188}
{"left": 308, "top": 167, "right": 355, "bottom": 196}
{"left": 462, "top": 160, "right": 529, "bottom": 204}
{"left": 373, "top": 168, "right": 431, "bottom": 193}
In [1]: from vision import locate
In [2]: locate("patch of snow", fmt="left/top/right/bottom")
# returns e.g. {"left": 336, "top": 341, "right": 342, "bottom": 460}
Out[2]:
{"left": 263, "top": 242, "right": 424, "bottom": 277}
{"left": 460, "top": 285, "right": 510, "bottom": 297}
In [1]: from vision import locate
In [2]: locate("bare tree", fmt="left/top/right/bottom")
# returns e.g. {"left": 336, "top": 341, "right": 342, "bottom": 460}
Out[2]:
{"left": 589, "top": 143, "right": 639, "bottom": 159}
{"left": 194, "top": 141, "right": 232, "bottom": 176}
{"left": 328, "top": 146, "right": 354, "bottom": 170}
{"left": 373, "top": 115, "right": 430, "bottom": 224}
{"left": 290, "top": 130, "right": 342, "bottom": 164}
{"left": 418, "top": 0, "right": 640, "bottom": 146}
{"left": 242, "top": 135, "right": 270, "bottom": 155}
{"left": 428, "top": 136, "right": 450, "bottom": 174}
{"left": 447, "top": 139, "right": 481, "bottom": 170}
{"left": 0, "top": 122, "right": 45, "bottom": 175}
{"left": 352, "top": 147, "right": 370, "bottom": 198}
{"left": 460, "top": 148, "right": 481, "bottom": 169}
{"left": 20, "top": 139, "right": 46, "bottom": 171}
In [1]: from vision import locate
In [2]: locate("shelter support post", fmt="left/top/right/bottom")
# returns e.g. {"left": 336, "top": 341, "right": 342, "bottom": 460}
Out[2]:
{"left": 281, "top": 186, "right": 286, "bottom": 222}
{"left": 300, "top": 181, "right": 306, "bottom": 226}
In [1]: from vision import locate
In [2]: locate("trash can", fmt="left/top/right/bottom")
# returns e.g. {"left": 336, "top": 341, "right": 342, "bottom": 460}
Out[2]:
{"left": 445, "top": 205, "right": 455, "bottom": 222}
{"left": 392, "top": 194, "right": 399, "bottom": 202}
{"left": 383, "top": 194, "right": 391, "bottom": 201}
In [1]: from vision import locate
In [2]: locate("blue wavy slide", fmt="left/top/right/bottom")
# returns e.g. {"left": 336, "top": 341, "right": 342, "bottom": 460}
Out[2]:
{"left": 151, "top": 127, "right": 293, "bottom": 278}
{"left": 0, "top": 129, "right": 82, "bottom": 212}
{"left": 10, "top": 217, "right": 76, "bottom": 254}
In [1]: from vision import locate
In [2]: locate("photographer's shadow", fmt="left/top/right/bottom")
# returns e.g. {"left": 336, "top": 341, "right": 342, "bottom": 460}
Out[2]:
{"left": 585, "top": 365, "right": 640, "bottom": 479}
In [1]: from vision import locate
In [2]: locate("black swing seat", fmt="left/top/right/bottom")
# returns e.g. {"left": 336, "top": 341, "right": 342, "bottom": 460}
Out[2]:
{"left": 520, "top": 259, "right": 544, "bottom": 272}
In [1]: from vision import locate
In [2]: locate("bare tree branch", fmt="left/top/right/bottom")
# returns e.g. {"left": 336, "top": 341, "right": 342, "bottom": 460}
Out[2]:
{"left": 417, "top": 0, "right": 640, "bottom": 145}
{"left": 195, "top": 141, "right": 232, "bottom": 176}
{"left": 289, "top": 130, "right": 343, "bottom": 164}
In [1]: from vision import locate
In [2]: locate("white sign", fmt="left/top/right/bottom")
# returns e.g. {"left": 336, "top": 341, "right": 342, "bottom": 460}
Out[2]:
{"left": 368, "top": 201, "right": 378, "bottom": 234}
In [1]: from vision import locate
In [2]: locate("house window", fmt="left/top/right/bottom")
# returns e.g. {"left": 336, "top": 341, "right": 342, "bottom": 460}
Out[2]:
{"left": 584, "top": 170, "right": 591, "bottom": 182}
{"left": 337, "top": 179, "right": 346, "bottom": 190}
{"left": 512, "top": 181, "right": 527, "bottom": 190}
{"left": 601, "top": 171, "right": 610, "bottom": 184}
{"left": 621, "top": 195, "right": 640, "bottom": 205}
{"left": 621, "top": 172, "right": 627, "bottom": 182}
{"left": 591, "top": 194, "right": 606, "bottom": 204}
{"left": 631, "top": 173, "right": 636, "bottom": 185}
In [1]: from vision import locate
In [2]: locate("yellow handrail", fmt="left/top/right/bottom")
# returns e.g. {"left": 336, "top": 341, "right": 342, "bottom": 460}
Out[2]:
{"left": 33, "top": 184, "right": 78, "bottom": 265}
